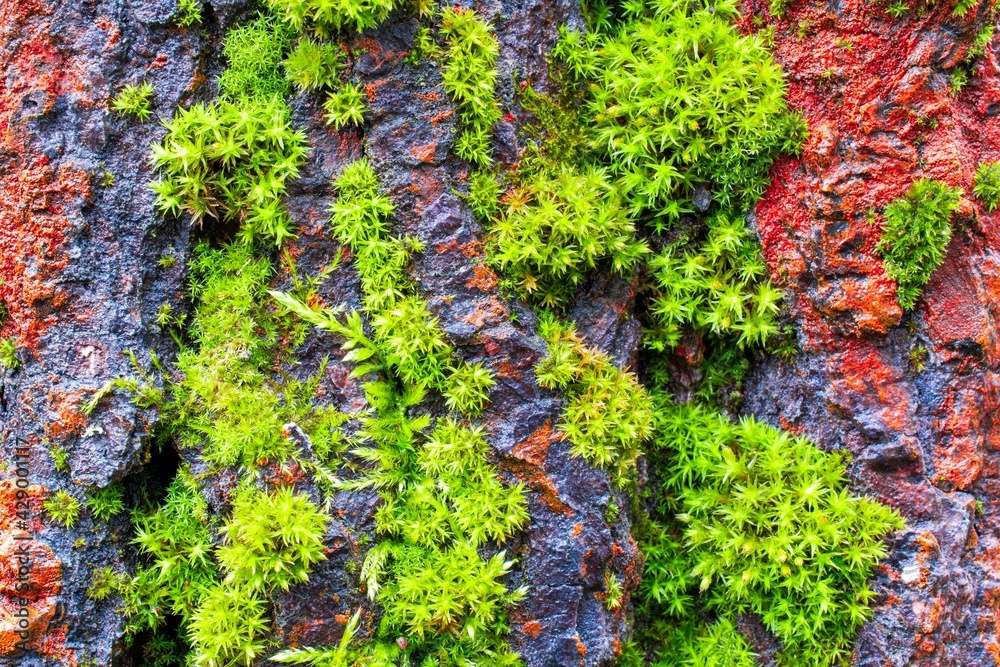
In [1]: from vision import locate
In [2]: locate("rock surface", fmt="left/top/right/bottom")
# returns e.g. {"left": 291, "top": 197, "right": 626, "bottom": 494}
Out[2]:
{"left": 2, "top": 0, "right": 1000, "bottom": 665}
{"left": 741, "top": 1, "right": 1000, "bottom": 664}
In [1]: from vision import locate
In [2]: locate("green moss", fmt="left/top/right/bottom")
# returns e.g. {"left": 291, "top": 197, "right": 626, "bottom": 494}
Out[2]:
{"left": 284, "top": 36, "right": 344, "bottom": 90}
{"left": 110, "top": 82, "right": 154, "bottom": 120}
{"left": 352, "top": 406, "right": 527, "bottom": 664}
{"left": 769, "top": 0, "right": 794, "bottom": 16}
{"left": 322, "top": 159, "right": 496, "bottom": 413}
{"left": 43, "top": 490, "right": 81, "bottom": 528}
{"left": 169, "top": 244, "right": 288, "bottom": 466}
{"left": 536, "top": 313, "right": 653, "bottom": 483}
{"left": 264, "top": 0, "right": 401, "bottom": 35}
{"left": 217, "top": 14, "right": 293, "bottom": 102}
{"left": 953, "top": 0, "right": 979, "bottom": 15}
{"left": 489, "top": 165, "right": 648, "bottom": 308}
{"left": 88, "top": 567, "right": 127, "bottom": 601}
{"left": 218, "top": 485, "right": 329, "bottom": 592}
{"left": 151, "top": 96, "right": 307, "bottom": 244}
{"left": 324, "top": 83, "right": 367, "bottom": 129}
{"left": 876, "top": 179, "right": 962, "bottom": 311}
{"left": 440, "top": 8, "right": 501, "bottom": 168}
{"left": 588, "top": 0, "right": 806, "bottom": 225}
{"left": 646, "top": 211, "right": 783, "bottom": 350}
{"left": 176, "top": 0, "right": 202, "bottom": 26}
{"left": 974, "top": 161, "right": 1000, "bottom": 211}
{"left": 88, "top": 484, "right": 125, "bottom": 521}
{"left": 632, "top": 398, "right": 905, "bottom": 667}
{"left": 151, "top": 15, "right": 307, "bottom": 244}
{"left": 188, "top": 583, "right": 270, "bottom": 667}
{"left": 0, "top": 337, "right": 18, "bottom": 370}
{"left": 127, "top": 468, "right": 217, "bottom": 630}
{"left": 51, "top": 445, "right": 70, "bottom": 472}
{"left": 465, "top": 168, "right": 503, "bottom": 221}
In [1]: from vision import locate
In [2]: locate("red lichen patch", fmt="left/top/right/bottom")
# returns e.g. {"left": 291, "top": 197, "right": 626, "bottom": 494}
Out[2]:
{"left": 520, "top": 620, "right": 542, "bottom": 639}
{"left": 511, "top": 422, "right": 562, "bottom": 468}
{"left": 825, "top": 340, "right": 913, "bottom": 433}
{"left": 933, "top": 377, "right": 999, "bottom": 490}
{"left": 148, "top": 54, "right": 168, "bottom": 69}
{"left": 429, "top": 109, "right": 454, "bottom": 125}
{"left": 415, "top": 90, "right": 440, "bottom": 103}
{"left": 575, "top": 635, "right": 587, "bottom": 657}
{"left": 42, "top": 390, "right": 89, "bottom": 444}
{"left": 465, "top": 264, "right": 498, "bottom": 292}
{"left": 0, "top": 481, "right": 63, "bottom": 658}
{"left": 495, "top": 360, "right": 523, "bottom": 380}
{"left": 458, "top": 296, "right": 508, "bottom": 330}
{"left": 459, "top": 240, "right": 482, "bottom": 258}
{"left": 743, "top": 0, "right": 1000, "bottom": 337}
{"left": 0, "top": 1, "right": 95, "bottom": 350}
{"left": 570, "top": 522, "right": 583, "bottom": 538}
{"left": 94, "top": 16, "right": 119, "bottom": 51}
{"left": 503, "top": 459, "right": 572, "bottom": 516}
{"left": 411, "top": 143, "right": 437, "bottom": 164}
{"left": 407, "top": 169, "right": 447, "bottom": 216}
{"left": 262, "top": 455, "right": 308, "bottom": 489}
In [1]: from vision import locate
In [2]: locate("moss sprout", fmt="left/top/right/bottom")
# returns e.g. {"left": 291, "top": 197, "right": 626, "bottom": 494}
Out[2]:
{"left": 324, "top": 83, "right": 367, "bottom": 129}
{"left": 284, "top": 36, "right": 344, "bottom": 90}
{"left": 0, "top": 337, "right": 18, "bottom": 370}
{"left": 44, "top": 490, "right": 82, "bottom": 528}
{"left": 974, "top": 161, "right": 1000, "bottom": 211}
{"left": 110, "top": 82, "right": 154, "bottom": 120}
{"left": 88, "top": 485, "right": 125, "bottom": 521}
{"left": 536, "top": 313, "right": 653, "bottom": 482}
{"left": 876, "top": 179, "right": 962, "bottom": 311}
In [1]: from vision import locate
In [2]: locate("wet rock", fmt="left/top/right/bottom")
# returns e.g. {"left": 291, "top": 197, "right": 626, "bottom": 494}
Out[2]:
{"left": 741, "top": 0, "right": 1000, "bottom": 663}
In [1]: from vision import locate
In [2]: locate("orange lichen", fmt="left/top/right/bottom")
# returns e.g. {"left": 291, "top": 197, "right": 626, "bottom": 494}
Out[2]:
{"left": 511, "top": 422, "right": 561, "bottom": 468}
{"left": 0, "top": 481, "right": 63, "bottom": 658}
{"left": 520, "top": 620, "right": 542, "bottom": 638}
{"left": 465, "top": 264, "right": 498, "bottom": 292}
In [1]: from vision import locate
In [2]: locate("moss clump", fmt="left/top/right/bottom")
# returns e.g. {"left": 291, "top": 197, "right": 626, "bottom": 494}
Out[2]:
{"left": 489, "top": 165, "right": 649, "bottom": 307}
{"left": 187, "top": 582, "right": 270, "bottom": 667}
{"left": 284, "top": 36, "right": 344, "bottom": 90}
{"left": 218, "top": 485, "right": 329, "bottom": 592}
{"left": 177, "top": 0, "right": 202, "bottom": 26}
{"left": 974, "top": 161, "right": 1000, "bottom": 212}
{"left": 323, "top": 159, "right": 496, "bottom": 415}
{"left": 88, "top": 567, "right": 128, "bottom": 601}
{"left": 876, "top": 179, "right": 962, "bottom": 311}
{"left": 631, "top": 398, "right": 904, "bottom": 667}
{"left": 589, "top": 0, "right": 806, "bottom": 225}
{"left": 646, "top": 211, "right": 783, "bottom": 350}
{"left": 218, "top": 14, "right": 293, "bottom": 102}
{"left": 264, "top": 0, "right": 401, "bottom": 35}
{"left": 127, "top": 468, "right": 216, "bottom": 631}
{"left": 0, "top": 337, "right": 18, "bottom": 370}
{"left": 110, "top": 82, "right": 154, "bottom": 120}
{"left": 150, "top": 96, "right": 308, "bottom": 244}
{"left": 127, "top": 469, "right": 331, "bottom": 667}
{"left": 87, "top": 484, "right": 125, "bottom": 521}
{"left": 43, "top": 490, "right": 81, "bottom": 528}
{"left": 324, "top": 83, "right": 367, "bottom": 129}
{"left": 275, "top": 158, "right": 529, "bottom": 664}
{"left": 535, "top": 313, "right": 653, "bottom": 482}
{"left": 440, "top": 7, "right": 502, "bottom": 168}
{"left": 349, "top": 404, "right": 528, "bottom": 664}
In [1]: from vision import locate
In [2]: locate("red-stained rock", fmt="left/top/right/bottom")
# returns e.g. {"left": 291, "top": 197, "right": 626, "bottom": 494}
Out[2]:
{"left": 742, "top": 1, "right": 1000, "bottom": 663}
